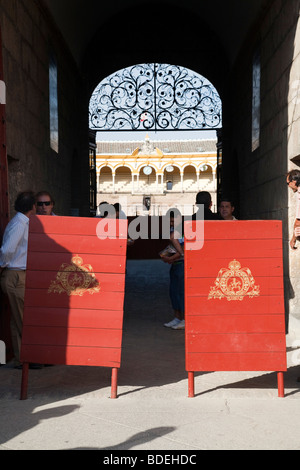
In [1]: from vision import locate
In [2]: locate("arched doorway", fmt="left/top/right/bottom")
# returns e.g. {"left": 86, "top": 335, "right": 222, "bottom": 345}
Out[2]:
{"left": 89, "top": 63, "right": 222, "bottom": 211}
{"left": 115, "top": 166, "right": 132, "bottom": 193}
{"left": 183, "top": 165, "right": 197, "bottom": 192}
{"left": 89, "top": 63, "right": 222, "bottom": 133}
{"left": 99, "top": 166, "right": 113, "bottom": 193}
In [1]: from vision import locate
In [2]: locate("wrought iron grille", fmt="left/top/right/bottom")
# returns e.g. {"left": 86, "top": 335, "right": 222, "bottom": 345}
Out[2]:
{"left": 89, "top": 63, "right": 222, "bottom": 132}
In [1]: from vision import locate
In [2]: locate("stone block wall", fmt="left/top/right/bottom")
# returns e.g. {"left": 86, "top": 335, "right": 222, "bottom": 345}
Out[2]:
{"left": 0, "top": 0, "right": 89, "bottom": 217}
{"left": 223, "top": 0, "right": 300, "bottom": 334}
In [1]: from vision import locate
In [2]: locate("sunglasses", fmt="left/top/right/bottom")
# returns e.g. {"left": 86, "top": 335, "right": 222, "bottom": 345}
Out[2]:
{"left": 37, "top": 201, "right": 52, "bottom": 206}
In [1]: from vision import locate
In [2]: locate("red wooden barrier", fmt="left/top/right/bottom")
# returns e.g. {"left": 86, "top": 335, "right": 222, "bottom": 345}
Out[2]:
{"left": 0, "top": 25, "right": 12, "bottom": 361}
{"left": 185, "top": 220, "right": 287, "bottom": 398}
{"left": 20, "top": 215, "right": 127, "bottom": 399}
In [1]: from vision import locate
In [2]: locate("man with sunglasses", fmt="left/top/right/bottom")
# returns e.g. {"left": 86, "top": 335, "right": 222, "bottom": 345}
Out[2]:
{"left": 35, "top": 191, "right": 55, "bottom": 216}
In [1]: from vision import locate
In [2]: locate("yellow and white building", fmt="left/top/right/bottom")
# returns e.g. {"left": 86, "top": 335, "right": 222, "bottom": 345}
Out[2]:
{"left": 96, "top": 135, "right": 218, "bottom": 215}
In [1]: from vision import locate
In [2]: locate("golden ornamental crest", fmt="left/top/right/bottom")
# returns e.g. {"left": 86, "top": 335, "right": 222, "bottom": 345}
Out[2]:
{"left": 48, "top": 255, "right": 100, "bottom": 296}
{"left": 208, "top": 260, "right": 260, "bottom": 301}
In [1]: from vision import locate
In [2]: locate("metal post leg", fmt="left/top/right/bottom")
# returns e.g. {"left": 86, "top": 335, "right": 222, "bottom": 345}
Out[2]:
{"left": 188, "top": 371, "right": 194, "bottom": 398}
{"left": 20, "top": 362, "right": 29, "bottom": 400}
{"left": 111, "top": 367, "right": 118, "bottom": 399}
{"left": 277, "top": 372, "right": 284, "bottom": 398}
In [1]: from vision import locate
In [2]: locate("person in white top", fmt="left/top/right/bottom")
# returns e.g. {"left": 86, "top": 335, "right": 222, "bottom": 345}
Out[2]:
{"left": 0, "top": 191, "right": 36, "bottom": 368}
{"left": 287, "top": 169, "right": 300, "bottom": 250}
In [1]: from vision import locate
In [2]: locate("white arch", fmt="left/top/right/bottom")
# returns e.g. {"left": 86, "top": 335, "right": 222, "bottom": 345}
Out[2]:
{"left": 199, "top": 163, "right": 214, "bottom": 172}
{"left": 183, "top": 163, "right": 198, "bottom": 172}
{"left": 161, "top": 163, "right": 181, "bottom": 173}
{"left": 137, "top": 164, "right": 157, "bottom": 174}
{"left": 114, "top": 164, "right": 133, "bottom": 173}
{"left": 98, "top": 164, "right": 113, "bottom": 172}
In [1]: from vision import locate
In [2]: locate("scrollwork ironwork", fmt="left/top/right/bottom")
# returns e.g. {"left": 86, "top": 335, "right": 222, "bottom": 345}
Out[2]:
{"left": 89, "top": 63, "right": 222, "bottom": 131}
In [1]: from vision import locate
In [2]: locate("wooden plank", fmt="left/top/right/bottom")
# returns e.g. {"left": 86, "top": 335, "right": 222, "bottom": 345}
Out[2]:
{"left": 186, "top": 295, "right": 284, "bottom": 315}
{"left": 184, "top": 220, "right": 283, "bottom": 240}
{"left": 29, "top": 215, "right": 128, "bottom": 237}
{"left": 20, "top": 344, "right": 122, "bottom": 367}
{"left": 185, "top": 238, "right": 282, "bottom": 258}
{"left": 25, "top": 271, "right": 125, "bottom": 292}
{"left": 28, "top": 233, "right": 127, "bottom": 255}
{"left": 186, "top": 276, "right": 284, "bottom": 297}
{"left": 186, "top": 257, "right": 283, "bottom": 278}
{"left": 22, "top": 326, "right": 122, "bottom": 348}
{"left": 23, "top": 307, "right": 124, "bottom": 329}
{"left": 27, "top": 252, "right": 126, "bottom": 273}
{"left": 187, "top": 315, "right": 286, "bottom": 334}
{"left": 186, "top": 333, "right": 286, "bottom": 353}
{"left": 186, "top": 352, "right": 287, "bottom": 372}
{"left": 24, "top": 288, "right": 124, "bottom": 310}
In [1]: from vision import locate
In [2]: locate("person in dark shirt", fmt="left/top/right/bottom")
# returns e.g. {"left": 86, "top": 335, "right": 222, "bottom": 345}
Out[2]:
{"left": 192, "top": 191, "right": 222, "bottom": 220}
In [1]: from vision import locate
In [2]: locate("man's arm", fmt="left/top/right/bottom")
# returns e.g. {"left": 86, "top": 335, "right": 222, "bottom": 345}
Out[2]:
{"left": 290, "top": 218, "right": 300, "bottom": 249}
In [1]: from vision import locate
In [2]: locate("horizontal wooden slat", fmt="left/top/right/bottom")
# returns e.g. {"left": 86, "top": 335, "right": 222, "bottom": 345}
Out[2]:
{"left": 184, "top": 220, "right": 283, "bottom": 240}
{"left": 24, "top": 288, "right": 124, "bottom": 310}
{"left": 186, "top": 352, "right": 287, "bottom": 372}
{"left": 20, "top": 344, "right": 122, "bottom": 367}
{"left": 27, "top": 252, "right": 126, "bottom": 273}
{"left": 25, "top": 271, "right": 125, "bottom": 292}
{"left": 23, "top": 307, "right": 124, "bottom": 329}
{"left": 186, "top": 333, "right": 286, "bottom": 353}
{"left": 186, "top": 295, "right": 284, "bottom": 315}
{"left": 29, "top": 215, "right": 128, "bottom": 237}
{"left": 187, "top": 315, "right": 286, "bottom": 334}
{"left": 28, "top": 233, "right": 127, "bottom": 255}
{"left": 22, "top": 326, "right": 123, "bottom": 348}
{"left": 186, "top": 276, "right": 284, "bottom": 297}
{"left": 185, "top": 238, "right": 282, "bottom": 258}
{"left": 185, "top": 257, "right": 283, "bottom": 278}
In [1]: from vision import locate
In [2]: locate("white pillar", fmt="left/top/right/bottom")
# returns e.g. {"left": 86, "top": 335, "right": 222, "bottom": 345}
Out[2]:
{"left": 213, "top": 170, "right": 216, "bottom": 192}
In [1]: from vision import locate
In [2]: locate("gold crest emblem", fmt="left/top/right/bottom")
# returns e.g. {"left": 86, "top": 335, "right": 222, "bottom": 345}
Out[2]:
{"left": 48, "top": 255, "right": 100, "bottom": 296}
{"left": 208, "top": 260, "right": 260, "bottom": 301}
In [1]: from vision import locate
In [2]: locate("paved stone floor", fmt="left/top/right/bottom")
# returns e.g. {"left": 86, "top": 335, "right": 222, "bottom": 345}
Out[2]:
{"left": 0, "top": 260, "right": 300, "bottom": 451}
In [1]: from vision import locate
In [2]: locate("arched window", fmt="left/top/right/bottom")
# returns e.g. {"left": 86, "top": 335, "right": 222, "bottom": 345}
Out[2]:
{"left": 89, "top": 63, "right": 222, "bottom": 132}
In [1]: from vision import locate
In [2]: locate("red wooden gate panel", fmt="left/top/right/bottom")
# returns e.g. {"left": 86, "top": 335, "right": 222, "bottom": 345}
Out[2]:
{"left": 185, "top": 220, "right": 287, "bottom": 397}
{"left": 20, "top": 215, "right": 128, "bottom": 399}
{"left": 0, "top": 25, "right": 11, "bottom": 362}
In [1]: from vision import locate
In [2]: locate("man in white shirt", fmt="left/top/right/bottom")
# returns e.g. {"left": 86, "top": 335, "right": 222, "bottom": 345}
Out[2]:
{"left": 0, "top": 191, "right": 36, "bottom": 368}
{"left": 219, "top": 198, "right": 237, "bottom": 220}
{"left": 287, "top": 169, "right": 300, "bottom": 249}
